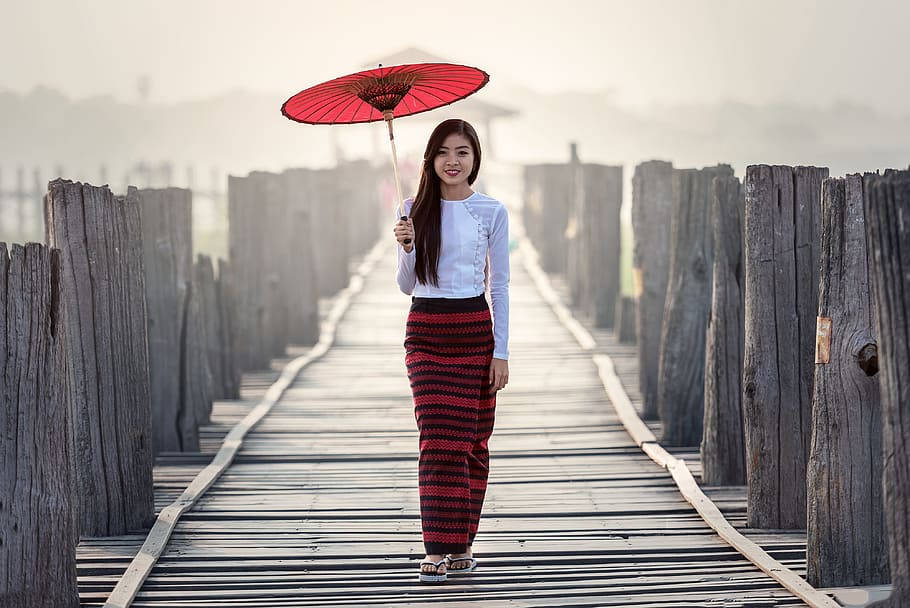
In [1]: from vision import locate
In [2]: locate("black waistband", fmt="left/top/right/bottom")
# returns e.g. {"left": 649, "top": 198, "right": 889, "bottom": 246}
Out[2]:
{"left": 410, "top": 293, "right": 488, "bottom": 313}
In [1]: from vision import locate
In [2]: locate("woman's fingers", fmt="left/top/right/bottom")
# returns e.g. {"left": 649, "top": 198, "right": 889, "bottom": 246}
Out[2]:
{"left": 488, "top": 365, "right": 508, "bottom": 392}
{"left": 392, "top": 219, "right": 414, "bottom": 244}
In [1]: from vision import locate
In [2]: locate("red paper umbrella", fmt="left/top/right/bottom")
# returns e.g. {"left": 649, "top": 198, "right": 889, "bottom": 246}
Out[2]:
{"left": 281, "top": 62, "right": 490, "bottom": 243}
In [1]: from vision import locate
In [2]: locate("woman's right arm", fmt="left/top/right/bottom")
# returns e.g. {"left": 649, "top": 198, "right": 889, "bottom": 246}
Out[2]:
{"left": 395, "top": 198, "right": 417, "bottom": 295}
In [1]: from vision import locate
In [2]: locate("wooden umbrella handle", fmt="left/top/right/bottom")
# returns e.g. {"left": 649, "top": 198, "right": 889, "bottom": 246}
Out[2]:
{"left": 384, "top": 111, "right": 411, "bottom": 245}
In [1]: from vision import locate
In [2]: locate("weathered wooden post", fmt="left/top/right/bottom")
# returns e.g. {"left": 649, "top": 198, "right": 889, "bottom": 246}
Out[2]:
{"left": 228, "top": 173, "right": 271, "bottom": 369}
{"left": 542, "top": 163, "right": 572, "bottom": 275}
{"left": 139, "top": 187, "right": 201, "bottom": 452}
{"left": 260, "top": 171, "right": 290, "bottom": 357}
{"left": 281, "top": 168, "right": 320, "bottom": 346}
{"left": 185, "top": 267, "right": 214, "bottom": 426}
{"left": 0, "top": 243, "right": 79, "bottom": 608}
{"left": 807, "top": 174, "right": 886, "bottom": 586}
{"left": 742, "top": 164, "right": 828, "bottom": 528}
{"left": 45, "top": 180, "right": 155, "bottom": 536}
{"left": 298, "top": 168, "right": 346, "bottom": 298}
{"left": 701, "top": 175, "right": 746, "bottom": 485}
{"left": 567, "top": 145, "right": 584, "bottom": 309}
{"left": 522, "top": 165, "right": 545, "bottom": 250}
{"left": 216, "top": 258, "right": 242, "bottom": 398}
{"left": 864, "top": 169, "right": 910, "bottom": 608}
{"left": 614, "top": 295, "right": 637, "bottom": 344}
{"left": 579, "top": 163, "right": 623, "bottom": 327}
{"left": 195, "top": 254, "right": 235, "bottom": 400}
{"left": 524, "top": 163, "right": 572, "bottom": 274}
{"left": 631, "top": 160, "right": 674, "bottom": 419}
{"left": 338, "top": 159, "right": 380, "bottom": 257}
{"left": 657, "top": 164, "right": 734, "bottom": 446}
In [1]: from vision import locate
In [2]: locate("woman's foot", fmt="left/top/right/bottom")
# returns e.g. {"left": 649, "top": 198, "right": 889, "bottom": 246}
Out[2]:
{"left": 419, "top": 553, "right": 447, "bottom": 582}
{"left": 446, "top": 547, "right": 476, "bottom": 572}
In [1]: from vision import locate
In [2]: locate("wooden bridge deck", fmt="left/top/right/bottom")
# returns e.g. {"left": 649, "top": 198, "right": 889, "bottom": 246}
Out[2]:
{"left": 76, "top": 242, "right": 823, "bottom": 607}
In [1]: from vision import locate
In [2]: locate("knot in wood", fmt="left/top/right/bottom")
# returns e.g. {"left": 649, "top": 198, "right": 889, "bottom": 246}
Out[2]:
{"left": 856, "top": 343, "right": 878, "bottom": 377}
{"left": 692, "top": 254, "right": 707, "bottom": 281}
{"left": 744, "top": 380, "right": 756, "bottom": 398}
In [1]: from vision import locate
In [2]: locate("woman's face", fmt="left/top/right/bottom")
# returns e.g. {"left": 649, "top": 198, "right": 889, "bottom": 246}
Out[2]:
{"left": 433, "top": 132, "right": 475, "bottom": 188}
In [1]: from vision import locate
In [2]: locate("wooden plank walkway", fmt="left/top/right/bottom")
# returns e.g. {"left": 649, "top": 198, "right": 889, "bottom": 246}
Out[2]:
{"left": 77, "top": 241, "right": 821, "bottom": 607}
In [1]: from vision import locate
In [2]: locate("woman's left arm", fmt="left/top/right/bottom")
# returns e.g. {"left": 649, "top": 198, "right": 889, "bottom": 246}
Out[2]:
{"left": 488, "top": 204, "right": 510, "bottom": 391}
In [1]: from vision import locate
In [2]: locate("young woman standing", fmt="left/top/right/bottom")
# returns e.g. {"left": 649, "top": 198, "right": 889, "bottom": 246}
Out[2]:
{"left": 392, "top": 119, "right": 510, "bottom": 583}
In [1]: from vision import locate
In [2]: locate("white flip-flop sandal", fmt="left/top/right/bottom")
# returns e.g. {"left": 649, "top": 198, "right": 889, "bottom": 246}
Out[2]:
{"left": 418, "top": 557, "right": 447, "bottom": 583}
{"left": 445, "top": 555, "right": 478, "bottom": 574}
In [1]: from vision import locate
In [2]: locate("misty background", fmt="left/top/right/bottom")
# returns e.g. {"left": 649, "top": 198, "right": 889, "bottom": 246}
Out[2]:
{"left": 2, "top": 0, "right": 909, "bottom": 258}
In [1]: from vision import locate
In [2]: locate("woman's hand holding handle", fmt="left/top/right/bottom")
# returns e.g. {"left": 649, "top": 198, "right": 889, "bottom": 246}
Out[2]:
{"left": 393, "top": 216, "right": 414, "bottom": 253}
{"left": 400, "top": 216, "right": 412, "bottom": 245}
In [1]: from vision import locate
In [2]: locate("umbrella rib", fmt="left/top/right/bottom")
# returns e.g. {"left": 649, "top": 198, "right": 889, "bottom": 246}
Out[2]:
{"left": 353, "top": 98, "right": 374, "bottom": 121}
{"left": 314, "top": 92, "right": 363, "bottom": 123}
{"left": 295, "top": 87, "right": 359, "bottom": 122}
{"left": 295, "top": 81, "right": 353, "bottom": 106}
{"left": 412, "top": 85, "right": 462, "bottom": 106}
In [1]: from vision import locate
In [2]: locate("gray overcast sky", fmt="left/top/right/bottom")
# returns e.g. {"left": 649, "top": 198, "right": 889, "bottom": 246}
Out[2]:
{"left": 2, "top": 0, "right": 909, "bottom": 112}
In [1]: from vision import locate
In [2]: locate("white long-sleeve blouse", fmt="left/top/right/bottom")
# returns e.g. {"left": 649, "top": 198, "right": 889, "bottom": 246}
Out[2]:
{"left": 395, "top": 191, "right": 510, "bottom": 360}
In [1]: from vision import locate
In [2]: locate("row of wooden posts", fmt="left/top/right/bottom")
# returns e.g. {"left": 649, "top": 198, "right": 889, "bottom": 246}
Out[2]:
{"left": 0, "top": 161, "right": 382, "bottom": 607}
{"left": 523, "top": 153, "right": 909, "bottom": 603}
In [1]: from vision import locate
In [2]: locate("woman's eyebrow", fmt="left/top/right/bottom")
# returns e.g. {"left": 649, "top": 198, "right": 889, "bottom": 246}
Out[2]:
{"left": 439, "top": 145, "right": 471, "bottom": 150}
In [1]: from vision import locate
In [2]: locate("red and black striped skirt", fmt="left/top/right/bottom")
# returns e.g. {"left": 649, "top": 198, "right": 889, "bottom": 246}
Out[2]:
{"left": 403, "top": 293, "right": 497, "bottom": 555}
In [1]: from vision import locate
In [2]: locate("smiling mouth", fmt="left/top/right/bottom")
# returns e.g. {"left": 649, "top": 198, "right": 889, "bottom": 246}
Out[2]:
{"left": 445, "top": 170, "right": 460, "bottom": 176}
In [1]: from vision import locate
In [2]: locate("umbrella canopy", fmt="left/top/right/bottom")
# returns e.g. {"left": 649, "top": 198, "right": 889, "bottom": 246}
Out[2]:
{"left": 281, "top": 62, "right": 489, "bottom": 124}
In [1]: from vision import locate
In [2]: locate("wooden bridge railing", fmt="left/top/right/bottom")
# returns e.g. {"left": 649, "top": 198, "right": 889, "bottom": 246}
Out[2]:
{"left": 523, "top": 154, "right": 909, "bottom": 604}
{"left": 1, "top": 162, "right": 382, "bottom": 607}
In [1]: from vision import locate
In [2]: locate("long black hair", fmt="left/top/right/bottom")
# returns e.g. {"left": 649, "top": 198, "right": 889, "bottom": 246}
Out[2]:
{"left": 410, "top": 118, "right": 482, "bottom": 287}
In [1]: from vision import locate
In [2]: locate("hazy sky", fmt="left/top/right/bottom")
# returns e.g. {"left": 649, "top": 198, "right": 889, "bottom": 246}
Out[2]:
{"left": 3, "top": 0, "right": 909, "bottom": 112}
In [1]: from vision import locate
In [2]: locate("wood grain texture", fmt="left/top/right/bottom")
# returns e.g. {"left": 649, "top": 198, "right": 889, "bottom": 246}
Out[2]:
{"left": 308, "top": 168, "right": 349, "bottom": 298}
{"left": 0, "top": 242, "right": 79, "bottom": 608}
{"left": 807, "top": 174, "right": 886, "bottom": 587}
{"left": 45, "top": 180, "right": 155, "bottom": 537}
{"left": 615, "top": 294, "right": 637, "bottom": 344}
{"left": 228, "top": 174, "right": 271, "bottom": 370}
{"left": 139, "top": 187, "right": 199, "bottom": 453}
{"left": 185, "top": 267, "right": 214, "bottom": 427}
{"left": 742, "top": 165, "right": 828, "bottom": 529}
{"left": 569, "top": 163, "right": 623, "bottom": 328}
{"left": 658, "top": 165, "right": 734, "bottom": 446}
{"left": 338, "top": 159, "right": 382, "bottom": 260}
{"left": 701, "top": 176, "right": 746, "bottom": 486}
{"left": 253, "top": 171, "right": 289, "bottom": 358}
{"left": 863, "top": 169, "right": 910, "bottom": 608}
{"left": 631, "top": 161, "right": 674, "bottom": 420}
{"left": 195, "top": 254, "right": 224, "bottom": 399}
{"left": 523, "top": 164, "right": 572, "bottom": 274}
{"left": 215, "top": 258, "right": 242, "bottom": 399}
{"left": 566, "top": 153, "right": 585, "bottom": 311}
{"left": 280, "top": 168, "right": 320, "bottom": 346}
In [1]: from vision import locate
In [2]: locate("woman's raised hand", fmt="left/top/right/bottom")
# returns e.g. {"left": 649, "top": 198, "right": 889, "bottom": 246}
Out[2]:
{"left": 393, "top": 217, "right": 415, "bottom": 252}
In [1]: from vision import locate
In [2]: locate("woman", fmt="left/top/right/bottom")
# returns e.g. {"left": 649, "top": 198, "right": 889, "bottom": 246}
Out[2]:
{"left": 392, "top": 118, "right": 510, "bottom": 583}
